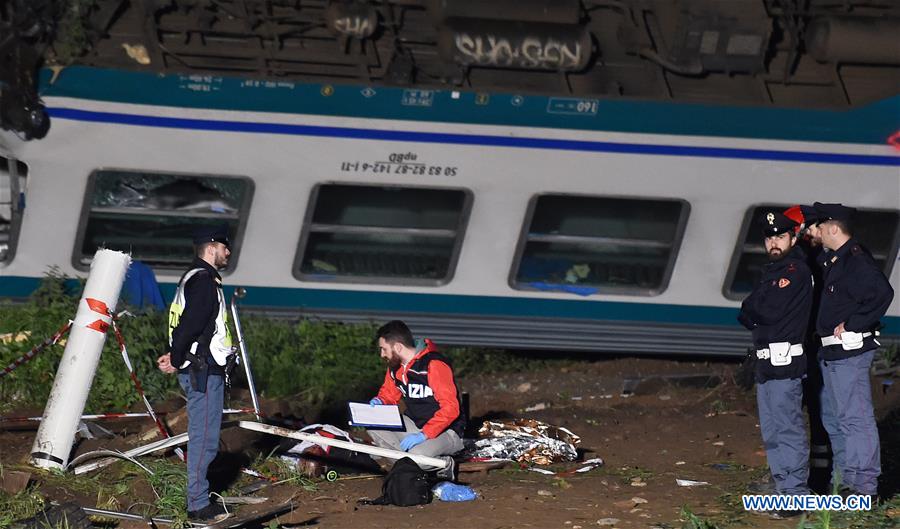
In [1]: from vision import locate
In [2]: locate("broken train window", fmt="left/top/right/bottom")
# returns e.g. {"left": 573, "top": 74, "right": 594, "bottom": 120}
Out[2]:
{"left": 74, "top": 169, "right": 253, "bottom": 271}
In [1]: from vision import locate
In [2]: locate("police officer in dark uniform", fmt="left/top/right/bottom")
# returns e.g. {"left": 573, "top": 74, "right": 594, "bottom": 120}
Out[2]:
{"left": 738, "top": 211, "right": 813, "bottom": 517}
{"left": 783, "top": 205, "right": 840, "bottom": 492}
{"left": 157, "top": 224, "right": 234, "bottom": 523}
{"left": 814, "top": 202, "right": 893, "bottom": 501}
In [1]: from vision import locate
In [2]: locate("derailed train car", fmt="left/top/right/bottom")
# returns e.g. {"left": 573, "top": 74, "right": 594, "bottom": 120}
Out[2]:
{"left": 1, "top": 66, "right": 898, "bottom": 355}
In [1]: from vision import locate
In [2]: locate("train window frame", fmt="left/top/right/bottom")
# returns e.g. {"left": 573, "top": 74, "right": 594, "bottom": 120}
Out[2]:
{"left": 72, "top": 168, "right": 255, "bottom": 274}
{"left": 0, "top": 156, "right": 28, "bottom": 266}
{"left": 292, "top": 182, "right": 473, "bottom": 286}
{"left": 723, "top": 203, "right": 900, "bottom": 301}
{"left": 508, "top": 193, "right": 691, "bottom": 297}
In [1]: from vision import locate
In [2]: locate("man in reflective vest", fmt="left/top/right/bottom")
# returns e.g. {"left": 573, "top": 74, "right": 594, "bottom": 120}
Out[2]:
{"left": 738, "top": 211, "right": 814, "bottom": 519}
{"left": 157, "top": 223, "right": 234, "bottom": 523}
{"left": 367, "top": 320, "right": 465, "bottom": 480}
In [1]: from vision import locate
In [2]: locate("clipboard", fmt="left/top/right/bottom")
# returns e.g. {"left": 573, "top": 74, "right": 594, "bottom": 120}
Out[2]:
{"left": 347, "top": 402, "right": 404, "bottom": 430}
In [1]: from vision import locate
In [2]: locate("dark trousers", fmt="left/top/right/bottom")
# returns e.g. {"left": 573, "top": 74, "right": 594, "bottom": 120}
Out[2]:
{"left": 178, "top": 372, "right": 224, "bottom": 512}
{"left": 819, "top": 349, "right": 880, "bottom": 495}
{"left": 757, "top": 377, "right": 810, "bottom": 495}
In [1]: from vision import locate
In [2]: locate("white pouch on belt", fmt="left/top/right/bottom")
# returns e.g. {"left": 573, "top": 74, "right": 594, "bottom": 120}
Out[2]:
{"left": 839, "top": 331, "right": 864, "bottom": 351}
{"left": 769, "top": 342, "right": 792, "bottom": 367}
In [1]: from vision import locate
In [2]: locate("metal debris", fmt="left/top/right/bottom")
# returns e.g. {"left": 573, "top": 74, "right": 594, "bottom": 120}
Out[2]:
{"left": 70, "top": 432, "right": 189, "bottom": 474}
{"left": 466, "top": 419, "right": 580, "bottom": 465}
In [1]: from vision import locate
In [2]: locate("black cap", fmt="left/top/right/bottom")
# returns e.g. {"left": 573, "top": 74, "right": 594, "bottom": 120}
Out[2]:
{"left": 798, "top": 205, "right": 820, "bottom": 226}
{"left": 813, "top": 202, "right": 856, "bottom": 224}
{"left": 761, "top": 211, "right": 798, "bottom": 236}
{"left": 192, "top": 223, "right": 230, "bottom": 248}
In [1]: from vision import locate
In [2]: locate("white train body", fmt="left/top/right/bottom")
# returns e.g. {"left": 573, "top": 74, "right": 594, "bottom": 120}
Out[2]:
{"left": 1, "top": 67, "right": 898, "bottom": 355}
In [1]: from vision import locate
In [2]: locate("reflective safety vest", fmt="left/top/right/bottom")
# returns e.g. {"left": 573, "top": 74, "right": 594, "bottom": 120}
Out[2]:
{"left": 167, "top": 268, "right": 233, "bottom": 368}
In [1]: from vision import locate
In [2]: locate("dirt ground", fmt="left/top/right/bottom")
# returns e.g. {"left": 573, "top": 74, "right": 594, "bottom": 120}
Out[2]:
{"left": 2, "top": 356, "right": 899, "bottom": 529}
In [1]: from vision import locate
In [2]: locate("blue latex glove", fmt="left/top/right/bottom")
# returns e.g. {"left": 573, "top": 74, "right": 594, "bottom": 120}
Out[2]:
{"left": 369, "top": 397, "right": 383, "bottom": 406}
{"left": 400, "top": 432, "right": 427, "bottom": 452}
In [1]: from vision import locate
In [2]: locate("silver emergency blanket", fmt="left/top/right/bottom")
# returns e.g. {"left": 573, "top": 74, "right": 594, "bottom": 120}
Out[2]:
{"left": 466, "top": 419, "right": 580, "bottom": 465}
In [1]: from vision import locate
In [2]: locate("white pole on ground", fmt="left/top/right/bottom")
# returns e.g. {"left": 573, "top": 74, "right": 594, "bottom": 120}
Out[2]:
{"left": 31, "top": 249, "right": 131, "bottom": 470}
{"left": 238, "top": 421, "right": 449, "bottom": 470}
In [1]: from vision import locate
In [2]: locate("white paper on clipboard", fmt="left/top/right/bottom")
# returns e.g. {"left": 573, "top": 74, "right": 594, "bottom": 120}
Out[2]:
{"left": 348, "top": 402, "right": 404, "bottom": 430}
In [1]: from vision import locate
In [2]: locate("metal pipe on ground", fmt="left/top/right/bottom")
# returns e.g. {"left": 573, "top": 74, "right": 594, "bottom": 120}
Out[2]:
{"left": 238, "top": 421, "right": 449, "bottom": 470}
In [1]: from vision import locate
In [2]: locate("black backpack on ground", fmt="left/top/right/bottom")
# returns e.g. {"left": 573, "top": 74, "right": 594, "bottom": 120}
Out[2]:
{"left": 366, "top": 457, "right": 435, "bottom": 507}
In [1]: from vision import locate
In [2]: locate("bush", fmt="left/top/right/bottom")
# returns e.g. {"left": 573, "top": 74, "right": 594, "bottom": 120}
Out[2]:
{"left": 0, "top": 274, "right": 384, "bottom": 419}
{"left": 0, "top": 273, "right": 177, "bottom": 413}
{"left": 241, "top": 316, "right": 383, "bottom": 420}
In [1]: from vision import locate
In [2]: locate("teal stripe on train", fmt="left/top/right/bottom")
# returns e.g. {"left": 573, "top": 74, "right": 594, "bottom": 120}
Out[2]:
{"left": 3, "top": 276, "right": 899, "bottom": 334}
{"left": 39, "top": 67, "right": 900, "bottom": 146}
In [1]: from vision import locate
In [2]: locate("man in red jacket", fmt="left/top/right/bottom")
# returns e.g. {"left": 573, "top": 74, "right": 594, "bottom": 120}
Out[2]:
{"left": 367, "top": 320, "right": 465, "bottom": 479}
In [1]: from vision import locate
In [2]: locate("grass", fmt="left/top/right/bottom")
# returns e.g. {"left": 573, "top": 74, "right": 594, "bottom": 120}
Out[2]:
{"left": 679, "top": 505, "right": 721, "bottom": 529}
{"left": 0, "top": 486, "right": 46, "bottom": 527}
{"left": 247, "top": 454, "right": 318, "bottom": 491}
{"left": 144, "top": 459, "right": 189, "bottom": 527}
{"left": 608, "top": 465, "right": 654, "bottom": 483}
{"left": 798, "top": 493, "right": 900, "bottom": 529}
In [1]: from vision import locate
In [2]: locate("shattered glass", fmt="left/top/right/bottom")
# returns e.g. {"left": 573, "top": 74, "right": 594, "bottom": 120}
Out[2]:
{"left": 92, "top": 171, "right": 246, "bottom": 214}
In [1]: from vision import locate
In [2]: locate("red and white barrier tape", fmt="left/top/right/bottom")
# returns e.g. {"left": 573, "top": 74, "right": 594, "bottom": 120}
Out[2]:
{"left": 110, "top": 317, "right": 187, "bottom": 462}
{"left": 0, "top": 321, "right": 72, "bottom": 379}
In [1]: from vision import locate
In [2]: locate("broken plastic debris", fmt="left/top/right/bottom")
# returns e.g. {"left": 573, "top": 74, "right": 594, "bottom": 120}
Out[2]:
{"left": 280, "top": 423, "right": 354, "bottom": 476}
{"left": 465, "top": 419, "right": 580, "bottom": 465}
{"left": 675, "top": 478, "right": 710, "bottom": 486}
{"left": 432, "top": 482, "right": 477, "bottom": 502}
{"left": 528, "top": 457, "right": 604, "bottom": 476}
{"left": 575, "top": 458, "right": 604, "bottom": 472}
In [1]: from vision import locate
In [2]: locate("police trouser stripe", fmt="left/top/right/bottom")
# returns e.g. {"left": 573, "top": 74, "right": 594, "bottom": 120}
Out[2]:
{"left": 811, "top": 444, "right": 830, "bottom": 455}
{"left": 810, "top": 457, "right": 830, "bottom": 468}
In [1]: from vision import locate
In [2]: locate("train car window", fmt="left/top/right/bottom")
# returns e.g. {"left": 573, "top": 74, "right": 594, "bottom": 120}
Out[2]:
{"left": 0, "top": 156, "right": 28, "bottom": 265}
{"left": 724, "top": 204, "right": 900, "bottom": 299}
{"left": 74, "top": 170, "right": 253, "bottom": 271}
{"left": 510, "top": 194, "right": 690, "bottom": 296}
{"left": 294, "top": 184, "right": 472, "bottom": 285}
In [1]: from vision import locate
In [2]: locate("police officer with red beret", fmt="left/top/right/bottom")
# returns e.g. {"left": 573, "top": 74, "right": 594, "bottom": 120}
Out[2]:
{"left": 738, "top": 211, "right": 814, "bottom": 518}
